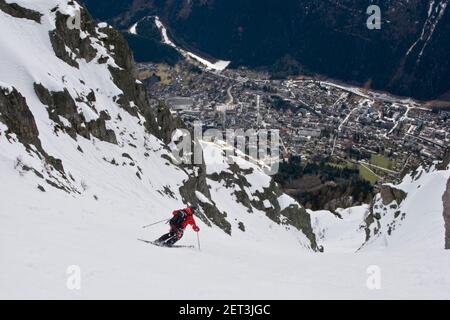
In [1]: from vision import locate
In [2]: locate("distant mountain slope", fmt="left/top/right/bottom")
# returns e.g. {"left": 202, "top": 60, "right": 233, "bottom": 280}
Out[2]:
{"left": 81, "top": 0, "right": 450, "bottom": 101}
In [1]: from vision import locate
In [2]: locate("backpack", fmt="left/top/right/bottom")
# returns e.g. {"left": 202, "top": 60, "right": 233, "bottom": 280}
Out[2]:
{"left": 169, "top": 210, "right": 187, "bottom": 229}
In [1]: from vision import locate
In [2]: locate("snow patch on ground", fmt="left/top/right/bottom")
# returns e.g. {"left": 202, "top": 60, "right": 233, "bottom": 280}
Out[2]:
{"left": 195, "top": 191, "right": 212, "bottom": 205}
{"left": 129, "top": 22, "right": 138, "bottom": 35}
{"left": 277, "top": 194, "right": 299, "bottom": 211}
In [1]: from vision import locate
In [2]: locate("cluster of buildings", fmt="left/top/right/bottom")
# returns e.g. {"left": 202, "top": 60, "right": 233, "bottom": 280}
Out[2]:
{"left": 138, "top": 61, "right": 449, "bottom": 184}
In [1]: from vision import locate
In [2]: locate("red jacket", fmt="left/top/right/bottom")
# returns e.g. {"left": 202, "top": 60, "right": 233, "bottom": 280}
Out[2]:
{"left": 172, "top": 208, "right": 199, "bottom": 231}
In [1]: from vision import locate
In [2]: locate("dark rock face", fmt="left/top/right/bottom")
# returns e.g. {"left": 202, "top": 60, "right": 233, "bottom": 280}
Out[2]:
{"left": 49, "top": 11, "right": 97, "bottom": 68}
{"left": 0, "top": 0, "right": 42, "bottom": 23}
{"left": 443, "top": 177, "right": 450, "bottom": 249}
{"left": 1, "top": 3, "right": 158, "bottom": 172}
{"left": 207, "top": 161, "right": 318, "bottom": 249}
{"left": 178, "top": 162, "right": 228, "bottom": 233}
{"left": 164, "top": 120, "right": 318, "bottom": 248}
{"left": 0, "top": 86, "right": 64, "bottom": 173}
{"left": 379, "top": 185, "right": 407, "bottom": 206}
{"left": 254, "top": 179, "right": 317, "bottom": 250}
{"left": 0, "top": 87, "right": 40, "bottom": 146}
{"left": 37, "top": 4, "right": 158, "bottom": 145}
{"left": 94, "top": 23, "right": 166, "bottom": 140}
{"left": 34, "top": 83, "right": 88, "bottom": 139}
{"left": 154, "top": 102, "right": 185, "bottom": 144}
{"left": 150, "top": 108, "right": 234, "bottom": 235}
{"left": 44, "top": 5, "right": 167, "bottom": 145}
{"left": 86, "top": 111, "right": 117, "bottom": 144}
{"left": 34, "top": 83, "right": 117, "bottom": 144}
{"left": 437, "top": 149, "right": 450, "bottom": 170}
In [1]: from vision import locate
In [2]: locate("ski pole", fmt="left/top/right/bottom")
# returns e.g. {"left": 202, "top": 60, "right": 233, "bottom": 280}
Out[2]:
{"left": 142, "top": 219, "right": 169, "bottom": 229}
{"left": 197, "top": 232, "right": 201, "bottom": 251}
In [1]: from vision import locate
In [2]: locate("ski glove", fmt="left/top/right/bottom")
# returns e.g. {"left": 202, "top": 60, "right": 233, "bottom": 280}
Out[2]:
{"left": 193, "top": 226, "right": 200, "bottom": 232}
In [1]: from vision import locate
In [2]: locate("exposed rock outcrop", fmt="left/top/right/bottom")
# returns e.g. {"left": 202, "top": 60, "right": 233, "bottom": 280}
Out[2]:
{"left": 379, "top": 185, "right": 407, "bottom": 206}
{"left": 49, "top": 10, "right": 97, "bottom": 68}
{"left": 437, "top": 148, "right": 450, "bottom": 171}
{"left": 178, "top": 163, "right": 228, "bottom": 232}
{"left": 47, "top": 5, "right": 161, "bottom": 143}
{"left": 0, "top": 86, "right": 40, "bottom": 146}
{"left": 207, "top": 159, "right": 317, "bottom": 249}
{"left": 34, "top": 83, "right": 117, "bottom": 144}
{"left": 0, "top": 0, "right": 42, "bottom": 23}
{"left": 93, "top": 22, "right": 166, "bottom": 140}
{"left": 0, "top": 86, "right": 64, "bottom": 173}
{"left": 362, "top": 185, "right": 407, "bottom": 243}
{"left": 154, "top": 102, "right": 185, "bottom": 144}
{"left": 443, "top": 177, "right": 450, "bottom": 249}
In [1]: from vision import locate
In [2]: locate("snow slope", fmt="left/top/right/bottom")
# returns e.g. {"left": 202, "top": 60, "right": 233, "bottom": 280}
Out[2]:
{"left": 311, "top": 205, "right": 369, "bottom": 253}
{"left": 1, "top": 0, "right": 449, "bottom": 300}
{"left": 311, "top": 162, "right": 450, "bottom": 254}
{"left": 362, "top": 163, "right": 450, "bottom": 251}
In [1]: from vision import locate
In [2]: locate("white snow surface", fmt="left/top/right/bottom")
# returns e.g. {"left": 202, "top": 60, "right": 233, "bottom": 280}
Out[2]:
{"left": 363, "top": 164, "right": 450, "bottom": 251}
{"left": 0, "top": 0, "right": 449, "bottom": 299}
{"left": 195, "top": 191, "right": 212, "bottom": 205}
{"left": 277, "top": 194, "right": 297, "bottom": 211}
{"left": 311, "top": 205, "right": 369, "bottom": 253}
{"left": 129, "top": 22, "right": 137, "bottom": 35}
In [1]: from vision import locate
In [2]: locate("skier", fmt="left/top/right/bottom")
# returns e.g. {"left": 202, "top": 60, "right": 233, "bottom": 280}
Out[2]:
{"left": 156, "top": 206, "right": 200, "bottom": 246}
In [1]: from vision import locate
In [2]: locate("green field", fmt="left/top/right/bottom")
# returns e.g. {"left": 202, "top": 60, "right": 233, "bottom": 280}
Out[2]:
{"left": 358, "top": 165, "right": 379, "bottom": 184}
{"left": 370, "top": 154, "right": 393, "bottom": 170}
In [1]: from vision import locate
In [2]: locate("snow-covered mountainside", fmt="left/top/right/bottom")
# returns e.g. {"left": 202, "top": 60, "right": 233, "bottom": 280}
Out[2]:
{"left": 0, "top": 0, "right": 316, "bottom": 243}
{"left": 311, "top": 158, "right": 450, "bottom": 253}
{"left": 1, "top": 0, "right": 450, "bottom": 299}
{"left": 361, "top": 160, "right": 450, "bottom": 251}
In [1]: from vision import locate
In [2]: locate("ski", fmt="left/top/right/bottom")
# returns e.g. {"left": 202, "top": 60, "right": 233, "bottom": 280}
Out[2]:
{"left": 137, "top": 239, "right": 195, "bottom": 249}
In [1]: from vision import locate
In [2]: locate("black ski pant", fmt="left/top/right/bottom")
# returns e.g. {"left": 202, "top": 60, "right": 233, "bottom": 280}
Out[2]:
{"left": 157, "top": 225, "right": 184, "bottom": 246}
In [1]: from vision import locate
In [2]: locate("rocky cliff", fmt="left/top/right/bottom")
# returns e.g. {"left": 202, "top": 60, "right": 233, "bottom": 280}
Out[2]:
{"left": 443, "top": 177, "right": 450, "bottom": 249}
